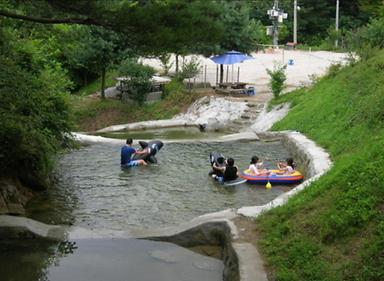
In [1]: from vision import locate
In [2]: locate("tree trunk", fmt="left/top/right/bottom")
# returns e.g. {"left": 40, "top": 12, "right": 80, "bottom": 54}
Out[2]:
{"left": 101, "top": 67, "right": 106, "bottom": 99}
{"left": 220, "top": 64, "right": 224, "bottom": 84}
{"left": 175, "top": 54, "right": 179, "bottom": 73}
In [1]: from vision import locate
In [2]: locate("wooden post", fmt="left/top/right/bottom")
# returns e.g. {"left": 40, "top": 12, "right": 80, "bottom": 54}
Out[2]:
{"left": 175, "top": 54, "right": 179, "bottom": 73}
{"left": 220, "top": 64, "right": 224, "bottom": 84}
{"left": 226, "top": 65, "right": 229, "bottom": 83}
{"left": 101, "top": 67, "right": 106, "bottom": 99}
{"left": 231, "top": 65, "right": 234, "bottom": 83}
{"left": 216, "top": 65, "right": 218, "bottom": 86}
{"left": 204, "top": 65, "right": 207, "bottom": 87}
{"left": 237, "top": 67, "right": 240, "bottom": 83}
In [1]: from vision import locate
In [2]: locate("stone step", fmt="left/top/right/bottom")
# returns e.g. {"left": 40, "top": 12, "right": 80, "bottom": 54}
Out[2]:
{"left": 241, "top": 114, "right": 253, "bottom": 119}
{"left": 233, "top": 119, "right": 249, "bottom": 125}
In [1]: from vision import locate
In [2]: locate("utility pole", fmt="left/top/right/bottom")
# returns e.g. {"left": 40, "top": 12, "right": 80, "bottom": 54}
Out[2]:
{"left": 267, "top": 0, "right": 287, "bottom": 47}
{"left": 335, "top": 0, "right": 339, "bottom": 48}
{"left": 272, "top": 0, "right": 279, "bottom": 46}
{"left": 293, "top": 0, "right": 298, "bottom": 44}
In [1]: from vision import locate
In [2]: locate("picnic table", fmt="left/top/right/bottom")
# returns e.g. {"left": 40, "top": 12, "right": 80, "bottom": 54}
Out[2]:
{"left": 218, "top": 82, "right": 247, "bottom": 89}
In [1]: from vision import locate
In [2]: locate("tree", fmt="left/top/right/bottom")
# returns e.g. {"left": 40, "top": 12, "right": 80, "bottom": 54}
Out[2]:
{"left": 0, "top": 27, "right": 72, "bottom": 189}
{"left": 62, "top": 26, "right": 123, "bottom": 98}
{"left": 0, "top": 0, "right": 224, "bottom": 55}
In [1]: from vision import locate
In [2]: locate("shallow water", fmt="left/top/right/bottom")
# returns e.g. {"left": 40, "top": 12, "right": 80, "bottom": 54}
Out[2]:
{"left": 28, "top": 141, "right": 292, "bottom": 230}
{"left": 0, "top": 238, "right": 223, "bottom": 281}
{"left": 96, "top": 126, "right": 235, "bottom": 140}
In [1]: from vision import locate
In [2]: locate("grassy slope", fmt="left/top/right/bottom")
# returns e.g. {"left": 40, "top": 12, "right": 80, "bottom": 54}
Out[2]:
{"left": 257, "top": 51, "right": 384, "bottom": 281}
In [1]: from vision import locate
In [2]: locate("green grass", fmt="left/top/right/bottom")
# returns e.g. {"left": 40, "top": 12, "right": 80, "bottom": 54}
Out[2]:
{"left": 73, "top": 70, "right": 118, "bottom": 96}
{"left": 257, "top": 50, "right": 384, "bottom": 281}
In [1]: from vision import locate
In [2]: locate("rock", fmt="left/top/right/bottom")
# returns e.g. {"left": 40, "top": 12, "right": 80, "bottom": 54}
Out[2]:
{"left": 6, "top": 203, "right": 25, "bottom": 215}
{"left": 0, "top": 177, "right": 34, "bottom": 215}
{"left": 104, "top": 86, "right": 120, "bottom": 99}
{"left": 0, "top": 194, "right": 8, "bottom": 214}
{"left": 240, "top": 114, "right": 251, "bottom": 119}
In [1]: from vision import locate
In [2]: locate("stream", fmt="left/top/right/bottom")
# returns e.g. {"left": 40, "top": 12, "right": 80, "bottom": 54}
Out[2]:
{"left": 27, "top": 140, "right": 292, "bottom": 230}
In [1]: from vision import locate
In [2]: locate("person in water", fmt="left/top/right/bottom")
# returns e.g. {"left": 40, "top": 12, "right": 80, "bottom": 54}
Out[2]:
{"left": 277, "top": 158, "right": 295, "bottom": 174}
{"left": 249, "top": 156, "right": 270, "bottom": 175}
{"left": 213, "top": 158, "right": 238, "bottom": 182}
{"left": 212, "top": 156, "right": 226, "bottom": 177}
{"left": 121, "top": 138, "right": 148, "bottom": 167}
{"left": 223, "top": 158, "right": 238, "bottom": 181}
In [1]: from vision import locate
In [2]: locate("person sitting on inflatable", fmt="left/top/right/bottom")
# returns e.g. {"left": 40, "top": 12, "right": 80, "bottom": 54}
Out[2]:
{"left": 213, "top": 158, "right": 238, "bottom": 182}
{"left": 212, "top": 157, "right": 226, "bottom": 177}
{"left": 277, "top": 158, "right": 296, "bottom": 174}
{"left": 209, "top": 152, "right": 226, "bottom": 177}
{"left": 249, "top": 156, "right": 270, "bottom": 175}
{"left": 121, "top": 138, "right": 148, "bottom": 167}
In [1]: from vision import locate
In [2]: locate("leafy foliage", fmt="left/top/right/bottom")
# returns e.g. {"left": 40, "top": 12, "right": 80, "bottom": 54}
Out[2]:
{"left": 118, "top": 59, "right": 155, "bottom": 105}
{"left": 0, "top": 28, "right": 72, "bottom": 189}
{"left": 346, "top": 17, "right": 384, "bottom": 59}
{"left": 158, "top": 53, "right": 174, "bottom": 76}
{"left": 267, "top": 63, "right": 287, "bottom": 98}
{"left": 175, "top": 56, "right": 201, "bottom": 81}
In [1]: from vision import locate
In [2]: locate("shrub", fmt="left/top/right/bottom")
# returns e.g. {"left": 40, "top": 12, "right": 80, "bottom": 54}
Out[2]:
{"left": 163, "top": 79, "right": 185, "bottom": 99}
{"left": 118, "top": 58, "right": 155, "bottom": 105}
{"left": 158, "top": 53, "right": 174, "bottom": 76}
{"left": 346, "top": 17, "right": 384, "bottom": 60}
{"left": 175, "top": 56, "right": 201, "bottom": 82}
{"left": 266, "top": 63, "right": 287, "bottom": 98}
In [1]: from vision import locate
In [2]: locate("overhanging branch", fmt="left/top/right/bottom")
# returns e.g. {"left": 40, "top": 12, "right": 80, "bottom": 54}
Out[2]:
{"left": 0, "top": 9, "right": 106, "bottom": 27}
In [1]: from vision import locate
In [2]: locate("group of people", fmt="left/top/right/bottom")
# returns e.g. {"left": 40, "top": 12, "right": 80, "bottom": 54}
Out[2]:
{"left": 211, "top": 155, "right": 296, "bottom": 183}
{"left": 121, "top": 138, "right": 297, "bottom": 184}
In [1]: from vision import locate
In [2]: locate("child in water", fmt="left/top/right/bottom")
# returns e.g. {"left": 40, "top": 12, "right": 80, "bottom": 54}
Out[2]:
{"left": 249, "top": 156, "right": 270, "bottom": 175}
{"left": 277, "top": 158, "right": 296, "bottom": 174}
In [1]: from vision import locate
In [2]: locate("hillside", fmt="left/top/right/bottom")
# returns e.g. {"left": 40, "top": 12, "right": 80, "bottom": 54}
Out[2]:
{"left": 257, "top": 51, "right": 384, "bottom": 280}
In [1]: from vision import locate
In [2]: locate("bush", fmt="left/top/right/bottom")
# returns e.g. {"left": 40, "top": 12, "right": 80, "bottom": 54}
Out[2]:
{"left": 158, "top": 53, "right": 174, "bottom": 75}
{"left": 266, "top": 63, "right": 287, "bottom": 98}
{"left": 174, "top": 56, "right": 201, "bottom": 82}
{"left": 163, "top": 79, "right": 185, "bottom": 99}
{"left": 346, "top": 17, "right": 384, "bottom": 60}
{"left": 118, "top": 58, "right": 155, "bottom": 104}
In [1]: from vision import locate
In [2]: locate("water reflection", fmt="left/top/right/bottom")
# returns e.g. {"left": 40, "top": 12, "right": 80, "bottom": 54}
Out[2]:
{"left": 0, "top": 239, "right": 223, "bottom": 281}
{"left": 28, "top": 141, "right": 292, "bottom": 230}
{"left": 96, "top": 126, "right": 235, "bottom": 140}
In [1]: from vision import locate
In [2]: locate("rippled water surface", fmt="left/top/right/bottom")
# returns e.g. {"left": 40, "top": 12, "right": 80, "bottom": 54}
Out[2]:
{"left": 29, "top": 141, "right": 291, "bottom": 230}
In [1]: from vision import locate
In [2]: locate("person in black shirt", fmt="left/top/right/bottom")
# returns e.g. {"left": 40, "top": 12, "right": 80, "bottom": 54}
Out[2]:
{"left": 223, "top": 158, "right": 238, "bottom": 181}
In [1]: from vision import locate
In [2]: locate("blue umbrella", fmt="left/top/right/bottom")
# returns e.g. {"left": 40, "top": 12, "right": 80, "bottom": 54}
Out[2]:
{"left": 210, "top": 50, "right": 254, "bottom": 65}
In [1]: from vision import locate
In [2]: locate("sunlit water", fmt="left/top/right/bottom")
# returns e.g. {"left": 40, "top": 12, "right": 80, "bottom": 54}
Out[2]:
{"left": 28, "top": 141, "right": 292, "bottom": 230}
